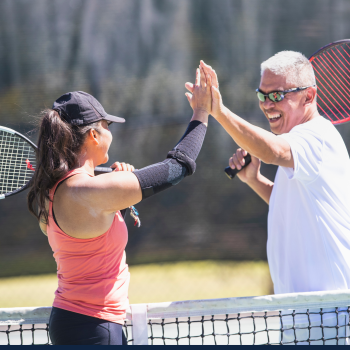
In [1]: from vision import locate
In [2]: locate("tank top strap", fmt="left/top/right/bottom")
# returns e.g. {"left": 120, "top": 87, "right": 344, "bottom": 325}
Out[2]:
{"left": 49, "top": 168, "right": 93, "bottom": 202}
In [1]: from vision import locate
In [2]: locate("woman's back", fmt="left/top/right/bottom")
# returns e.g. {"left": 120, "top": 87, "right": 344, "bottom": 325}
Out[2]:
{"left": 48, "top": 168, "right": 130, "bottom": 324}
{"left": 52, "top": 170, "right": 117, "bottom": 239}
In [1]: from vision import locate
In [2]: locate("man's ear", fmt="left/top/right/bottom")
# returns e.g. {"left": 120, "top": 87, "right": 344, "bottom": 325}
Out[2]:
{"left": 304, "top": 87, "right": 316, "bottom": 106}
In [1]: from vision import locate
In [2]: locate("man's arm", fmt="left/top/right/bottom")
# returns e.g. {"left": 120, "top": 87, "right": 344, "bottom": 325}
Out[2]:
{"left": 229, "top": 149, "right": 274, "bottom": 204}
{"left": 185, "top": 63, "right": 278, "bottom": 203}
{"left": 217, "top": 106, "right": 293, "bottom": 168}
{"left": 187, "top": 61, "right": 294, "bottom": 168}
{"left": 246, "top": 174, "right": 274, "bottom": 204}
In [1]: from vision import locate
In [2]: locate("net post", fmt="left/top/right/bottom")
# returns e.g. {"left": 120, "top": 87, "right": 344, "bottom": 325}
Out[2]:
{"left": 131, "top": 304, "right": 148, "bottom": 345}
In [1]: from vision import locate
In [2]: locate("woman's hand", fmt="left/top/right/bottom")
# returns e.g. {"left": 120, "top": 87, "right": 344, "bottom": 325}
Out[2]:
{"left": 200, "top": 61, "right": 225, "bottom": 119}
{"left": 185, "top": 66, "right": 212, "bottom": 115}
{"left": 110, "top": 162, "right": 135, "bottom": 172}
{"left": 186, "top": 61, "right": 225, "bottom": 119}
{"left": 229, "top": 148, "right": 261, "bottom": 183}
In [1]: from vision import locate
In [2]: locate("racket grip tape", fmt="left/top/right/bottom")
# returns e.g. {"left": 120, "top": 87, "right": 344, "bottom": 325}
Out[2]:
{"left": 94, "top": 166, "right": 113, "bottom": 175}
{"left": 224, "top": 154, "right": 251, "bottom": 180}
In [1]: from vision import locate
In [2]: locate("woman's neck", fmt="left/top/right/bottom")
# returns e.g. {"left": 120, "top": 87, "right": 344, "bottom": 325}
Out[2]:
{"left": 75, "top": 152, "right": 97, "bottom": 176}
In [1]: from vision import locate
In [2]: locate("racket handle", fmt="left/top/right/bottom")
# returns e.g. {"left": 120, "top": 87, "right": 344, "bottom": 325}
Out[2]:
{"left": 94, "top": 166, "right": 113, "bottom": 175}
{"left": 224, "top": 154, "right": 252, "bottom": 180}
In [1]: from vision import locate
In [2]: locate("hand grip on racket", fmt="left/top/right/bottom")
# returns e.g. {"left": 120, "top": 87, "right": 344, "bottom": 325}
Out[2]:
{"left": 94, "top": 167, "right": 113, "bottom": 175}
{"left": 224, "top": 154, "right": 251, "bottom": 180}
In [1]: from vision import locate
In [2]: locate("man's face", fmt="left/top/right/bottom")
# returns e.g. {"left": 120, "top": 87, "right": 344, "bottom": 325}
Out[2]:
{"left": 258, "top": 69, "right": 307, "bottom": 135}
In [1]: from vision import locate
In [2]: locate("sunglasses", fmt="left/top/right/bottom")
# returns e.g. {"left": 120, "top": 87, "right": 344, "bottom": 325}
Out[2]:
{"left": 256, "top": 85, "right": 315, "bottom": 103}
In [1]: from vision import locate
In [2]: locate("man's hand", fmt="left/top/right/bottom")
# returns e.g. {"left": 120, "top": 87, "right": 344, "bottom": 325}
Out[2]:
{"left": 111, "top": 162, "right": 135, "bottom": 172}
{"left": 185, "top": 60, "right": 224, "bottom": 118}
{"left": 185, "top": 66, "right": 212, "bottom": 114}
{"left": 229, "top": 148, "right": 261, "bottom": 183}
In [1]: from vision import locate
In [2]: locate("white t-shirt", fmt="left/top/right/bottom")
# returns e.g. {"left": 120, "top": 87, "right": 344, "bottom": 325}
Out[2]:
{"left": 267, "top": 116, "right": 350, "bottom": 294}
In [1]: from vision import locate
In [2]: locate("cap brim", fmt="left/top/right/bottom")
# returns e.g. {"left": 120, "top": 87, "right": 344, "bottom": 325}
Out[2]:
{"left": 104, "top": 114, "right": 125, "bottom": 123}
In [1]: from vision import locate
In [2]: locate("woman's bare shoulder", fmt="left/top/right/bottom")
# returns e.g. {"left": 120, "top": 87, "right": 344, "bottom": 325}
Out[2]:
{"left": 55, "top": 170, "right": 141, "bottom": 215}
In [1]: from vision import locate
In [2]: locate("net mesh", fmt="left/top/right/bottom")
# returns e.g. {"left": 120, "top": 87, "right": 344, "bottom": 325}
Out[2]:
{"left": 0, "top": 290, "right": 349, "bottom": 345}
{"left": 144, "top": 309, "right": 349, "bottom": 345}
{"left": 0, "top": 129, "right": 36, "bottom": 196}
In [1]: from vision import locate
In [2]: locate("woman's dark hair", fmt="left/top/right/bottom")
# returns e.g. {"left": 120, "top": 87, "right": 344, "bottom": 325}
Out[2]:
{"left": 27, "top": 109, "right": 101, "bottom": 223}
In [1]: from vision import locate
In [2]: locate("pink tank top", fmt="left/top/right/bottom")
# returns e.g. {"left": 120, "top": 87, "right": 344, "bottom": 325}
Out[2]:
{"left": 47, "top": 169, "right": 130, "bottom": 324}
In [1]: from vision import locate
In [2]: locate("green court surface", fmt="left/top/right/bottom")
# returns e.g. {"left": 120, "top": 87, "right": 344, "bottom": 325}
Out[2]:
{"left": 0, "top": 260, "right": 272, "bottom": 308}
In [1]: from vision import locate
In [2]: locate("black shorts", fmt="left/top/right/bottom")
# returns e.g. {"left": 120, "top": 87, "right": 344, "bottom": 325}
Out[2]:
{"left": 49, "top": 306, "right": 128, "bottom": 345}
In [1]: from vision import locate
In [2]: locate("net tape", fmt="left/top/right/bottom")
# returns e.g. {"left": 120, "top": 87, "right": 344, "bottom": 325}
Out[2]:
{"left": 0, "top": 290, "right": 350, "bottom": 345}
{"left": 0, "top": 130, "right": 36, "bottom": 195}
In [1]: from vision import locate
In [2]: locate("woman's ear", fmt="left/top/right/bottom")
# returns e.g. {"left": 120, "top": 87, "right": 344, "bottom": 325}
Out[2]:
{"left": 88, "top": 128, "right": 99, "bottom": 144}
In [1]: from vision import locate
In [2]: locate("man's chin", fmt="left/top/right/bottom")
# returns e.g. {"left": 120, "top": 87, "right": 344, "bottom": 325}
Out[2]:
{"left": 269, "top": 124, "right": 282, "bottom": 136}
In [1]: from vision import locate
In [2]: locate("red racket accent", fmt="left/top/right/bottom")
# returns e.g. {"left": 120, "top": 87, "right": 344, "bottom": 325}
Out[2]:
{"left": 309, "top": 40, "right": 350, "bottom": 125}
{"left": 26, "top": 159, "right": 35, "bottom": 171}
{"left": 322, "top": 54, "right": 350, "bottom": 97}
{"left": 315, "top": 55, "right": 350, "bottom": 106}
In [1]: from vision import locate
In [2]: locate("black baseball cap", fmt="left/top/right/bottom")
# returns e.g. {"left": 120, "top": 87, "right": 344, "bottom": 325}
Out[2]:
{"left": 52, "top": 91, "right": 125, "bottom": 125}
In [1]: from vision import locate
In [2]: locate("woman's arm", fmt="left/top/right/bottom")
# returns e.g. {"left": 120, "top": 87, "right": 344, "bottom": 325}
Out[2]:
{"left": 39, "top": 217, "right": 47, "bottom": 236}
{"left": 84, "top": 110, "right": 208, "bottom": 213}
{"left": 39, "top": 199, "right": 49, "bottom": 236}
{"left": 76, "top": 67, "right": 212, "bottom": 213}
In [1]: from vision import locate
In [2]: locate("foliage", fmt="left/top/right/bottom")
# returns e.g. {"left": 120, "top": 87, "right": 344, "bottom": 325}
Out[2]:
{"left": 1, "top": 0, "right": 350, "bottom": 276}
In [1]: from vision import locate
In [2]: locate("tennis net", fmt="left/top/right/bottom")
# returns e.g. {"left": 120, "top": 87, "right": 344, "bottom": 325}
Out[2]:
{"left": 1, "top": 290, "right": 350, "bottom": 345}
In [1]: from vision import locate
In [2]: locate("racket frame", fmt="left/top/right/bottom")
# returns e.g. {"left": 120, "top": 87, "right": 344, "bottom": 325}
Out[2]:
{"left": 309, "top": 39, "right": 350, "bottom": 63}
{"left": 0, "top": 126, "right": 111, "bottom": 199}
{"left": 308, "top": 39, "right": 350, "bottom": 125}
{"left": 0, "top": 126, "right": 38, "bottom": 199}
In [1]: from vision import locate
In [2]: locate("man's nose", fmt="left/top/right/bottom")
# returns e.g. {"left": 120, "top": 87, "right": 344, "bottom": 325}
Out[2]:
{"left": 261, "top": 97, "right": 275, "bottom": 109}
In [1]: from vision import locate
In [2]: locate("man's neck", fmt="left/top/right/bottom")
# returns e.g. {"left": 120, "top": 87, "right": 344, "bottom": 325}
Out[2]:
{"left": 300, "top": 107, "right": 320, "bottom": 125}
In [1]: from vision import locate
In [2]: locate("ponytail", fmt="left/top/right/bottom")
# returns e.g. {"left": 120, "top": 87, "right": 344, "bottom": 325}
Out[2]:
{"left": 27, "top": 109, "right": 101, "bottom": 223}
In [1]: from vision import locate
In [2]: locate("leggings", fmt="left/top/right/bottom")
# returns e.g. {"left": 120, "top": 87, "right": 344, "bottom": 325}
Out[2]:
{"left": 49, "top": 307, "right": 128, "bottom": 345}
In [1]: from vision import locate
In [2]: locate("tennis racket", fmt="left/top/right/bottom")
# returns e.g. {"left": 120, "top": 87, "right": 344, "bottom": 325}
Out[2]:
{"left": 224, "top": 39, "right": 350, "bottom": 179}
{"left": 0, "top": 126, "right": 142, "bottom": 226}
{"left": 0, "top": 126, "right": 112, "bottom": 200}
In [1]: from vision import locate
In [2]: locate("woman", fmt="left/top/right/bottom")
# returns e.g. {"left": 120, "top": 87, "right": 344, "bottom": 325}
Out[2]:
{"left": 27, "top": 67, "right": 212, "bottom": 345}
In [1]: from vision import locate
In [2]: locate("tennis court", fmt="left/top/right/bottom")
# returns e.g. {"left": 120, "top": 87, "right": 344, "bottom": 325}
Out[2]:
{"left": 1, "top": 290, "right": 349, "bottom": 345}
{"left": 2, "top": 1, "right": 350, "bottom": 346}
{"left": 0, "top": 261, "right": 273, "bottom": 308}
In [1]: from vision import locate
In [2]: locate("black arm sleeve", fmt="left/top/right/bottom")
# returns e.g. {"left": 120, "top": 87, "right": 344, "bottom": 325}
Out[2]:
{"left": 133, "top": 120, "right": 207, "bottom": 199}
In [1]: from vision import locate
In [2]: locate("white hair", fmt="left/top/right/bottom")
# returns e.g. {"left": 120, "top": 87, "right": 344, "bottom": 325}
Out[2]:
{"left": 261, "top": 51, "right": 316, "bottom": 87}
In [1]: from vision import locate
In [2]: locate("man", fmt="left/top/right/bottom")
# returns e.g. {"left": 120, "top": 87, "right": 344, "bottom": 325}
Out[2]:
{"left": 185, "top": 51, "right": 350, "bottom": 295}
{"left": 185, "top": 51, "right": 350, "bottom": 344}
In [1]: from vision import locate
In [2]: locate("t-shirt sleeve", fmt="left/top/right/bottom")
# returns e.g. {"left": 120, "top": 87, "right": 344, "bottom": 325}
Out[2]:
{"left": 278, "top": 127, "right": 324, "bottom": 183}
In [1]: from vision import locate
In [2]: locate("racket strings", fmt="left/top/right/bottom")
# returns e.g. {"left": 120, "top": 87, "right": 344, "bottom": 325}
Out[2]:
{"left": 311, "top": 42, "right": 350, "bottom": 124}
{"left": 313, "top": 50, "right": 350, "bottom": 119}
{"left": 0, "top": 131, "right": 36, "bottom": 195}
